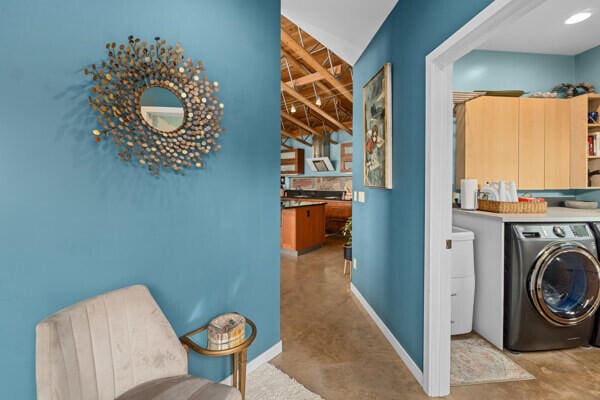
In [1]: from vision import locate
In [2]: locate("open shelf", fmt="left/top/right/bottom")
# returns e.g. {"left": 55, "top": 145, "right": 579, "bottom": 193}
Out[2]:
{"left": 590, "top": 124, "right": 600, "bottom": 128}
{"left": 588, "top": 155, "right": 600, "bottom": 159}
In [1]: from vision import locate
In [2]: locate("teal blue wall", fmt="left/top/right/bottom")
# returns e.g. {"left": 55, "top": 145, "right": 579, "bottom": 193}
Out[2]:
{"left": 455, "top": 45, "right": 600, "bottom": 96}
{"left": 454, "top": 50, "right": 575, "bottom": 93}
{"left": 0, "top": 0, "right": 280, "bottom": 398}
{"left": 576, "top": 45, "right": 600, "bottom": 94}
{"left": 352, "top": 0, "right": 493, "bottom": 370}
{"left": 283, "top": 131, "right": 352, "bottom": 179}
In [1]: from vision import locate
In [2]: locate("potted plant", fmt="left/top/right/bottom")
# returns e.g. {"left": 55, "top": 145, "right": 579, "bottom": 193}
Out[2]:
{"left": 341, "top": 216, "right": 352, "bottom": 261}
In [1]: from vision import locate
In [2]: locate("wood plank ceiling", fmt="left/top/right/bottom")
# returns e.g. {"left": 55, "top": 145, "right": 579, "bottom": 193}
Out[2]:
{"left": 280, "top": 16, "right": 353, "bottom": 148}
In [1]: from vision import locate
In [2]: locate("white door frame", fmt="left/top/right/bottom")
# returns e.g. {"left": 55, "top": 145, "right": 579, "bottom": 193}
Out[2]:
{"left": 422, "top": 0, "right": 547, "bottom": 396}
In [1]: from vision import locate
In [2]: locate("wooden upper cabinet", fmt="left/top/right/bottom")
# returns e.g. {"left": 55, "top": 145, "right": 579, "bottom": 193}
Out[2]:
{"left": 340, "top": 143, "right": 352, "bottom": 173}
{"left": 518, "top": 99, "right": 545, "bottom": 189}
{"left": 280, "top": 149, "right": 305, "bottom": 175}
{"left": 461, "top": 96, "right": 519, "bottom": 186}
{"left": 544, "top": 99, "right": 571, "bottom": 189}
{"left": 570, "top": 95, "right": 589, "bottom": 188}
{"left": 457, "top": 96, "right": 577, "bottom": 191}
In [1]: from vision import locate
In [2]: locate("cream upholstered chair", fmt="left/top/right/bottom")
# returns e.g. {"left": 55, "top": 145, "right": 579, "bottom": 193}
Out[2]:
{"left": 36, "top": 285, "right": 241, "bottom": 400}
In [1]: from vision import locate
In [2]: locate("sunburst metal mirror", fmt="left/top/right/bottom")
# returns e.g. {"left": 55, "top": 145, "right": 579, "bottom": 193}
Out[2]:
{"left": 85, "top": 36, "right": 225, "bottom": 175}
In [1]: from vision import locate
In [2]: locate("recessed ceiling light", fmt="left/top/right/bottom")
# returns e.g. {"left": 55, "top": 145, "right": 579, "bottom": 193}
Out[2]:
{"left": 565, "top": 11, "right": 592, "bottom": 25}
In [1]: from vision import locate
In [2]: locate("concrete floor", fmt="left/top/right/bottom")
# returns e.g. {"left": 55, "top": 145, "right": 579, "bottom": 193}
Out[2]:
{"left": 271, "top": 236, "right": 600, "bottom": 399}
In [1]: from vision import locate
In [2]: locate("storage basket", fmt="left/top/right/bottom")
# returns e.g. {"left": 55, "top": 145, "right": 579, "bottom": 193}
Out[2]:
{"left": 478, "top": 199, "right": 547, "bottom": 214}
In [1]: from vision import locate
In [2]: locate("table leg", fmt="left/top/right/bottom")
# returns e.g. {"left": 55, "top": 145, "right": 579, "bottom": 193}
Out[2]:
{"left": 232, "top": 352, "right": 239, "bottom": 389}
{"left": 239, "top": 349, "right": 247, "bottom": 400}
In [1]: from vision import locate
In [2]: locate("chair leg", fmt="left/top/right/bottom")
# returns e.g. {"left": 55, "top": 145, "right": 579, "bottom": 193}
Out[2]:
{"left": 343, "top": 259, "right": 351, "bottom": 276}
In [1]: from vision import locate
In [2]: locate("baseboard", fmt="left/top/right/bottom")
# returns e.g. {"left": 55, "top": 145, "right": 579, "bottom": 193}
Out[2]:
{"left": 220, "top": 340, "right": 283, "bottom": 385}
{"left": 350, "top": 283, "right": 424, "bottom": 386}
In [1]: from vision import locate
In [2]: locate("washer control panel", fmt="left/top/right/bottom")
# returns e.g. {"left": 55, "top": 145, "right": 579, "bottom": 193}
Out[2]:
{"left": 516, "top": 224, "right": 593, "bottom": 240}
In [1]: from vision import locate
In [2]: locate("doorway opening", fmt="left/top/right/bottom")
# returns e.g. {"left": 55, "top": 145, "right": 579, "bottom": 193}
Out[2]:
{"left": 426, "top": 0, "right": 600, "bottom": 396}
{"left": 279, "top": 16, "right": 353, "bottom": 265}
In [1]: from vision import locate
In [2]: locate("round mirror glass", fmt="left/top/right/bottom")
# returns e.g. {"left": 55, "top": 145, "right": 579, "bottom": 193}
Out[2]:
{"left": 139, "top": 86, "right": 184, "bottom": 132}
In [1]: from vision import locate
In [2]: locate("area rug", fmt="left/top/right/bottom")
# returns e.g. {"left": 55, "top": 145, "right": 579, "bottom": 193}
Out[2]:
{"left": 246, "top": 363, "right": 324, "bottom": 400}
{"left": 451, "top": 337, "right": 535, "bottom": 386}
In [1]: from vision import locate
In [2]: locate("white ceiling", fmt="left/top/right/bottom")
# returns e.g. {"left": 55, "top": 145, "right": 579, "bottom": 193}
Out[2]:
{"left": 480, "top": 0, "right": 600, "bottom": 55}
{"left": 281, "top": 0, "right": 399, "bottom": 65}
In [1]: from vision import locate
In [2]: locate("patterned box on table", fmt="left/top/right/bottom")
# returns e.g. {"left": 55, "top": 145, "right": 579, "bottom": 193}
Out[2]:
{"left": 207, "top": 313, "right": 246, "bottom": 350}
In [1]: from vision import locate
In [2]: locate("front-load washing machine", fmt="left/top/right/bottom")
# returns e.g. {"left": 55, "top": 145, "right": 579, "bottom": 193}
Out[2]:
{"left": 587, "top": 222, "right": 600, "bottom": 347}
{"left": 505, "top": 223, "right": 600, "bottom": 351}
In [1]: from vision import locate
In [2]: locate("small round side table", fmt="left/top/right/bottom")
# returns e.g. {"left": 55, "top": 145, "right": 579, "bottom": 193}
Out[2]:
{"left": 180, "top": 317, "right": 256, "bottom": 400}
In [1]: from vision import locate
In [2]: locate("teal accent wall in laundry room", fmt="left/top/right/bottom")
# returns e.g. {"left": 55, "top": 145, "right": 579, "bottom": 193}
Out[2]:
{"left": 0, "top": 0, "right": 280, "bottom": 398}
{"left": 576, "top": 45, "right": 600, "bottom": 97}
{"left": 455, "top": 46, "right": 600, "bottom": 95}
{"left": 454, "top": 50, "right": 576, "bottom": 93}
{"left": 352, "top": 0, "right": 493, "bottom": 370}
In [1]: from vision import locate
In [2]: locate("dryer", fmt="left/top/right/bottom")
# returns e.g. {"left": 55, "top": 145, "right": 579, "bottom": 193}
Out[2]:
{"left": 505, "top": 223, "right": 600, "bottom": 351}
{"left": 587, "top": 222, "right": 600, "bottom": 347}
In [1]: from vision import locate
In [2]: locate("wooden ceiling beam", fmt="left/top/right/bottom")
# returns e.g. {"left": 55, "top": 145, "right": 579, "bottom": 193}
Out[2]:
{"left": 281, "top": 130, "right": 311, "bottom": 146}
{"left": 284, "top": 65, "right": 343, "bottom": 87}
{"left": 281, "top": 50, "right": 336, "bottom": 99}
{"left": 280, "top": 141, "right": 294, "bottom": 150}
{"left": 281, "top": 112, "right": 339, "bottom": 144}
{"left": 282, "top": 83, "right": 352, "bottom": 135}
{"left": 281, "top": 30, "right": 353, "bottom": 103}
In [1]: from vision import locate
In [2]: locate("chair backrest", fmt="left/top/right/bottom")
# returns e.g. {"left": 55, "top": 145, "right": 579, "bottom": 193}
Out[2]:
{"left": 36, "top": 285, "right": 188, "bottom": 400}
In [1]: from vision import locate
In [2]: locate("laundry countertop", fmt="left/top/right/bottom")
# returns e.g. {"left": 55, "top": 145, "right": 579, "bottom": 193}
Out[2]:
{"left": 453, "top": 207, "right": 600, "bottom": 222}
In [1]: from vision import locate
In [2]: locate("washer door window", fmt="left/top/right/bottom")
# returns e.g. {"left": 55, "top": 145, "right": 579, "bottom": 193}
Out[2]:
{"left": 530, "top": 243, "right": 600, "bottom": 326}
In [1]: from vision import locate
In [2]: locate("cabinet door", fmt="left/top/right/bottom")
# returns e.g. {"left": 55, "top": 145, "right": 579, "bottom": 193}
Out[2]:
{"left": 280, "top": 209, "right": 296, "bottom": 250}
{"left": 280, "top": 149, "right": 305, "bottom": 175}
{"left": 296, "top": 206, "right": 325, "bottom": 250}
{"left": 544, "top": 100, "right": 571, "bottom": 189}
{"left": 340, "top": 143, "right": 353, "bottom": 173}
{"left": 465, "top": 97, "right": 519, "bottom": 184}
{"left": 518, "top": 99, "right": 545, "bottom": 189}
{"left": 570, "top": 95, "right": 588, "bottom": 188}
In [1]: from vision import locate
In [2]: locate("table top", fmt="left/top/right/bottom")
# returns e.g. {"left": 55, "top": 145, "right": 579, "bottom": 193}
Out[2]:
{"left": 180, "top": 317, "right": 256, "bottom": 356}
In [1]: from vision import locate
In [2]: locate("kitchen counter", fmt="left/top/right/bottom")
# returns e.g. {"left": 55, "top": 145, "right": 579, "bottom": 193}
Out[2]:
{"left": 281, "top": 196, "right": 352, "bottom": 202}
{"left": 453, "top": 206, "right": 600, "bottom": 222}
{"left": 281, "top": 200, "right": 327, "bottom": 209}
{"left": 282, "top": 197, "right": 352, "bottom": 234}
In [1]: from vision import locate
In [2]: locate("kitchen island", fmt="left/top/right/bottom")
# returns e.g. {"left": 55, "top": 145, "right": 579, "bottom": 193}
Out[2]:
{"left": 282, "top": 197, "right": 351, "bottom": 233}
{"left": 281, "top": 201, "right": 326, "bottom": 256}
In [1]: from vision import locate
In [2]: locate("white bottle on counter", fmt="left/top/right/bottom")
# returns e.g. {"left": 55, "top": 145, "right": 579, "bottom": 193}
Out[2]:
{"left": 460, "top": 179, "right": 478, "bottom": 210}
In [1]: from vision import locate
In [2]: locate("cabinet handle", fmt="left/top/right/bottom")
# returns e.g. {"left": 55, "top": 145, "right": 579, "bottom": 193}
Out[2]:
{"left": 307, "top": 210, "right": 310, "bottom": 217}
